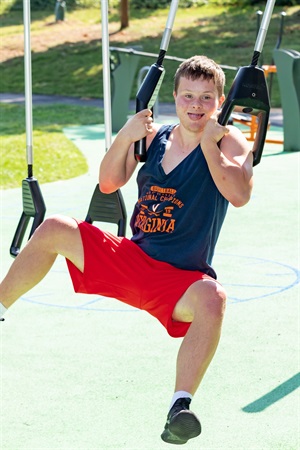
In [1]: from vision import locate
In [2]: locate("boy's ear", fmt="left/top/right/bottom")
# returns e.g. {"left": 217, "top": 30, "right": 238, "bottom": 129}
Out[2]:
{"left": 173, "top": 90, "right": 177, "bottom": 100}
{"left": 218, "top": 94, "right": 225, "bottom": 108}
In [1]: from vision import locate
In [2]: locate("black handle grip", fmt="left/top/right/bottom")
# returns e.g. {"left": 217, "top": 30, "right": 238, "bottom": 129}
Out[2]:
{"left": 9, "top": 211, "right": 46, "bottom": 258}
{"left": 218, "top": 65, "right": 270, "bottom": 167}
{"left": 134, "top": 97, "right": 148, "bottom": 162}
{"left": 10, "top": 178, "right": 46, "bottom": 258}
{"left": 252, "top": 110, "right": 269, "bottom": 166}
{"left": 10, "top": 212, "right": 30, "bottom": 257}
{"left": 134, "top": 64, "right": 165, "bottom": 162}
{"left": 134, "top": 137, "right": 147, "bottom": 163}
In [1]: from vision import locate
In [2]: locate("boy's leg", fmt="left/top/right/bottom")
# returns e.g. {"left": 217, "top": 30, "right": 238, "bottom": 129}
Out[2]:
{"left": 174, "top": 279, "right": 226, "bottom": 394}
{"left": 0, "top": 215, "right": 84, "bottom": 310}
{"left": 161, "top": 279, "right": 226, "bottom": 444}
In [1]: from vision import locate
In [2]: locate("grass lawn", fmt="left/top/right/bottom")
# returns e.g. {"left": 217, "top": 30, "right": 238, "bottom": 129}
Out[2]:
{"left": 0, "top": 103, "right": 103, "bottom": 189}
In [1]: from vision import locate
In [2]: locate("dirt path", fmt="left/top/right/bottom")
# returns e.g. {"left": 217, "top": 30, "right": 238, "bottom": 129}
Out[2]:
{"left": 0, "top": 19, "right": 137, "bottom": 63}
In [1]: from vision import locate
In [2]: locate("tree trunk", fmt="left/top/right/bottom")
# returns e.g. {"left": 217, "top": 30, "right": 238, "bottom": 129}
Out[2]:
{"left": 120, "top": 0, "right": 129, "bottom": 29}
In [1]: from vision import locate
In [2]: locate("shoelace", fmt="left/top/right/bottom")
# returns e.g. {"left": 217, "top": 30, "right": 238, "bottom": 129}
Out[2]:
{"left": 169, "top": 398, "right": 191, "bottom": 419}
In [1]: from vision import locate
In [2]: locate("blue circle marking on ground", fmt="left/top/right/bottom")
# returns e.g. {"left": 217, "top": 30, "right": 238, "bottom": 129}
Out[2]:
{"left": 216, "top": 254, "right": 300, "bottom": 304}
{"left": 21, "top": 254, "right": 299, "bottom": 311}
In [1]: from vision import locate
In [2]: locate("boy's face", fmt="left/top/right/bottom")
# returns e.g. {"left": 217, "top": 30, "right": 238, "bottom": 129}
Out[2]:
{"left": 173, "top": 76, "right": 225, "bottom": 133}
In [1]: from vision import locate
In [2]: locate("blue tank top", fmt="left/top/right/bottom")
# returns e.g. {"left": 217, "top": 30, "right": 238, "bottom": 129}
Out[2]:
{"left": 130, "top": 124, "right": 229, "bottom": 279}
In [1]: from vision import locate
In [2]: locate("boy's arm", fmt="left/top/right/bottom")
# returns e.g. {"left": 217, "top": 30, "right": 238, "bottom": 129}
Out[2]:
{"left": 99, "top": 109, "right": 154, "bottom": 193}
{"left": 200, "top": 117, "right": 254, "bottom": 207}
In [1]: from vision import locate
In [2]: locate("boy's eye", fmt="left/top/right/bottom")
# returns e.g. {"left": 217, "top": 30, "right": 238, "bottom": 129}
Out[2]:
{"left": 185, "top": 94, "right": 192, "bottom": 98}
{"left": 202, "top": 95, "right": 211, "bottom": 100}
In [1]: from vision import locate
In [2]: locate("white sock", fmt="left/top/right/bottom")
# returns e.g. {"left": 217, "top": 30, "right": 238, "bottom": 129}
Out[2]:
{"left": 0, "top": 303, "right": 7, "bottom": 319}
{"left": 169, "top": 391, "right": 193, "bottom": 410}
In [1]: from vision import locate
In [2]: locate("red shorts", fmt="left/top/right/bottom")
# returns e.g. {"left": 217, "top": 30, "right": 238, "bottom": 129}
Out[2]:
{"left": 66, "top": 220, "right": 211, "bottom": 338}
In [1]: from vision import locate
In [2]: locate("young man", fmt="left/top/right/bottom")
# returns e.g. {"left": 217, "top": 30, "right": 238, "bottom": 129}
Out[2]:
{"left": 0, "top": 55, "right": 253, "bottom": 445}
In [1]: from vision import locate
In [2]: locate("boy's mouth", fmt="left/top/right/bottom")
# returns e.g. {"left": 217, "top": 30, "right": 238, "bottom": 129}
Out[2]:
{"left": 188, "top": 113, "right": 204, "bottom": 121}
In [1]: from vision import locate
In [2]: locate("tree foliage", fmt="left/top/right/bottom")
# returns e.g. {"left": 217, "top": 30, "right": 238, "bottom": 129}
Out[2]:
{"left": 7, "top": 0, "right": 298, "bottom": 11}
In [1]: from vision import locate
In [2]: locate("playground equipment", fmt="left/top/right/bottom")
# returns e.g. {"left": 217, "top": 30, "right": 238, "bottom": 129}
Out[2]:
{"left": 84, "top": 0, "right": 127, "bottom": 234}
{"left": 230, "top": 11, "right": 299, "bottom": 152}
{"left": 10, "top": 0, "right": 46, "bottom": 257}
{"left": 269, "top": 11, "right": 286, "bottom": 99}
{"left": 137, "top": 66, "right": 160, "bottom": 118}
{"left": 85, "top": 187, "right": 127, "bottom": 236}
{"left": 273, "top": 48, "right": 300, "bottom": 151}
{"left": 231, "top": 64, "right": 283, "bottom": 146}
{"left": 110, "top": 46, "right": 142, "bottom": 132}
{"left": 218, "top": 0, "right": 276, "bottom": 166}
{"left": 134, "top": 0, "right": 180, "bottom": 162}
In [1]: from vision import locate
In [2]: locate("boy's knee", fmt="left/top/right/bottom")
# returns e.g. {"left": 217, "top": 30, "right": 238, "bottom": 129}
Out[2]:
{"left": 175, "top": 280, "right": 226, "bottom": 323}
{"left": 33, "top": 215, "right": 77, "bottom": 243}
{"left": 194, "top": 281, "right": 226, "bottom": 320}
{"left": 211, "top": 284, "right": 226, "bottom": 317}
{"left": 36, "top": 214, "right": 62, "bottom": 234}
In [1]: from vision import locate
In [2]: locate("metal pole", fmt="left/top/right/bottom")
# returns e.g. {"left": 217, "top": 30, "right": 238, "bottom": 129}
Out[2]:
{"left": 275, "top": 11, "right": 286, "bottom": 49}
{"left": 100, "top": 0, "right": 112, "bottom": 151}
{"left": 254, "top": 0, "right": 276, "bottom": 54}
{"left": 160, "top": 0, "right": 180, "bottom": 51}
{"left": 23, "top": 0, "right": 33, "bottom": 174}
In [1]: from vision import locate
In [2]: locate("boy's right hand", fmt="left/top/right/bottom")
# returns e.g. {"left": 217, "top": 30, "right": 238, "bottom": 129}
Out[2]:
{"left": 120, "top": 109, "right": 153, "bottom": 143}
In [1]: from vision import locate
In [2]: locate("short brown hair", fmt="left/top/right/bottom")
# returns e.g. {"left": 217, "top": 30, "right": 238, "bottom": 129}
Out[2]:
{"left": 174, "top": 55, "right": 225, "bottom": 97}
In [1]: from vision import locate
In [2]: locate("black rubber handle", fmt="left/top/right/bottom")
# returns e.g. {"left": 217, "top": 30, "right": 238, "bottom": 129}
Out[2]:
{"left": 10, "top": 178, "right": 46, "bottom": 257}
{"left": 134, "top": 63, "right": 165, "bottom": 162}
{"left": 134, "top": 98, "right": 148, "bottom": 163}
{"left": 218, "top": 65, "right": 270, "bottom": 167}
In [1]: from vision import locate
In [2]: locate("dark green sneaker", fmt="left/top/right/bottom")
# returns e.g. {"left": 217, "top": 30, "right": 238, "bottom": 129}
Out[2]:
{"left": 161, "top": 398, "right": 201, "bottom": 445}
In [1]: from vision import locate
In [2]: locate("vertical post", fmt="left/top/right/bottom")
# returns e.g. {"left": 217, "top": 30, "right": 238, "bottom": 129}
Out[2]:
{"left": 23, "top": 0, "right": 33, "bottom": 176}
{"left": 55, "top": 1, "right": 66, "bottom": 22}
{"left": 101, "top": 0, "right": 112, "bottom": 151}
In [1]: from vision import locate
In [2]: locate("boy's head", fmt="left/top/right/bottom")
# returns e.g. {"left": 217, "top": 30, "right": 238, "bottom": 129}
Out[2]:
{"left": 174, "top": 55, "right": 225, "bottom": 98}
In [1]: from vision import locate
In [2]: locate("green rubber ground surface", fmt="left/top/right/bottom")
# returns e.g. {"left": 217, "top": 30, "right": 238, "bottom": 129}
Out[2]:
{"left": 1, "top": 123, "right": 299, "bottom": 450}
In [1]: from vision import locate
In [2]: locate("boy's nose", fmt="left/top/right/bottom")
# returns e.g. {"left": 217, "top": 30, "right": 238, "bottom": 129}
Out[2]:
{"left": 192, "top": 99, "right": 202, "bottom": 109}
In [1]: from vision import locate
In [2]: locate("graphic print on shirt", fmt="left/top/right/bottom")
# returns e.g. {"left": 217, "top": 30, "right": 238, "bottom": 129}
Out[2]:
{"left": 134, "top": 185, "right": 184, "bottom": 234}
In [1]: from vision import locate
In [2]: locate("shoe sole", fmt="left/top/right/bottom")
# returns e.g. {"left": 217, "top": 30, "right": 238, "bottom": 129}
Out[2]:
{"left": 161, "top": 411, "right": 201, "bottom": 445}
